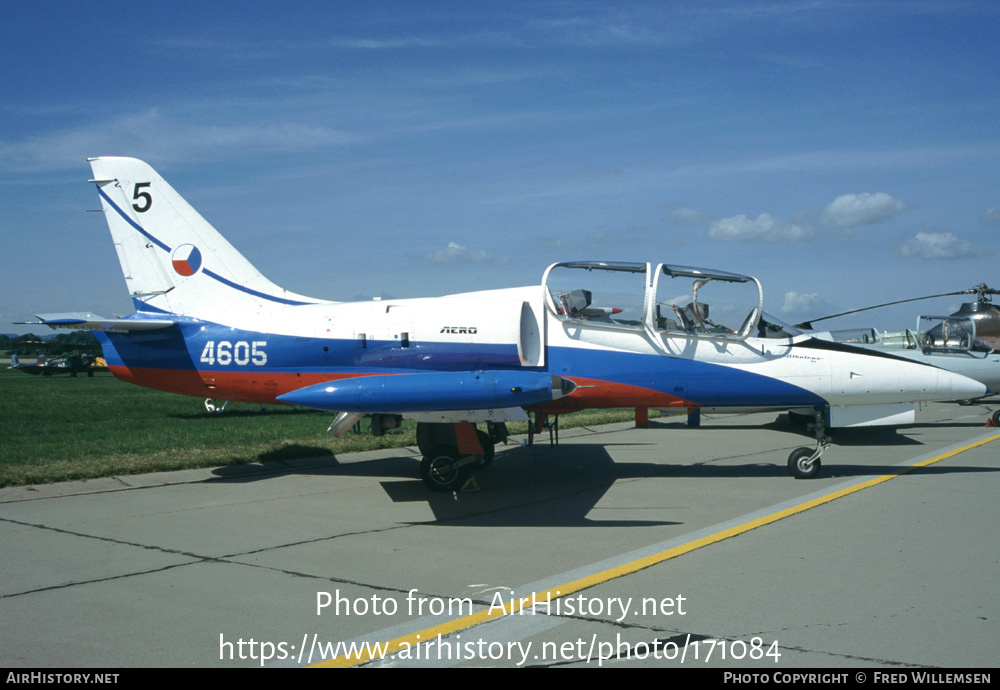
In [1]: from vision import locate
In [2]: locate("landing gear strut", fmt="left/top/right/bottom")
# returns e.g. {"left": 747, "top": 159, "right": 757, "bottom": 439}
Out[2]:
{"left": 787, "top": 408, "right": 831, "bottom": 479}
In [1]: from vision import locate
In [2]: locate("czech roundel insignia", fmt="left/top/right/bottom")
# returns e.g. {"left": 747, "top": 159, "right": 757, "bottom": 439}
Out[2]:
{"left": 171, "top": 244, "right": 202, "bottom": 276}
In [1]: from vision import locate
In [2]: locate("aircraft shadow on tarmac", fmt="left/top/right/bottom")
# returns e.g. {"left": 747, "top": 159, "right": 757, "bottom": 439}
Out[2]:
{"left": 711, "top": 421, "right": 923, "bottom": 447}
{"left": 653, "top": 413, "right": 987, "bottom": 447}
{"left": 210, "top": 443, "right": 683, "bottom": 527}
{"left": 207, "top": 426, "right": 998, "bottom": 528}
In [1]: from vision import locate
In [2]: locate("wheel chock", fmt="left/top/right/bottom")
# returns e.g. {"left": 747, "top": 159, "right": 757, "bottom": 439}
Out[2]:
{"left": 460, "top": 475, "right": 480, "bottom": 492}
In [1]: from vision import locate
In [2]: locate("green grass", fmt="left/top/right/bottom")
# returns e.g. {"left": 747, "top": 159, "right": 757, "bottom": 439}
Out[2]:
{"left": 0, "top": 367, "right": 641, "bottom": 487}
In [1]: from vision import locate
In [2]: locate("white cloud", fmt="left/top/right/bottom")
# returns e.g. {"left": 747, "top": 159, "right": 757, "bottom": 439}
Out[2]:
{"left": 780, "top": 291, "right": 829, "bottom": 318}
{"left": 537, "top": 236, "right": 574, "bottom": 249}
{"left": 778, "top": 223, "right": 814, "bottom": 242}
{"left": 668, "top": 206, "right": 713, "bottom": 224}
{"left": 0, "top": 109, "right": 361, "bottom": 172}
{"left": 708, "top": 214, "right": 815, "bottom": 242}
{"left": 331, "top": 37, "right": 446, "bottom": 50}
{"left": 982, "top": 207, "right": 1000, "bottom": 222}
{"left": 897, "top": 232, "right": 979, "bottom": 260}
{"left": 822, "top": 192, "right": 905, "bottom": 228}
{"left": 708, "top": 214, "right": 775, "bottom": 241}
{"left": 420, "top": 242, "right": 510, "bottom": 266}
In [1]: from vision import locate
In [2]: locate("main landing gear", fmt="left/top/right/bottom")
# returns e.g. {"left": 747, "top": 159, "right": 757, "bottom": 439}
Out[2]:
{"left": 415, "top": 422, "right": 505, "bottom": 491}
{"left": 787, "top": 408, "right": 831, "bottom": 479}
{"left": 419, "top": 446, "right": 477, "bottom": 492}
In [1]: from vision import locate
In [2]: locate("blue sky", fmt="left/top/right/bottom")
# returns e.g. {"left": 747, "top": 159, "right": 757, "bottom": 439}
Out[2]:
{"left": 2, "top": 1, "right": 998, "bottom": 336}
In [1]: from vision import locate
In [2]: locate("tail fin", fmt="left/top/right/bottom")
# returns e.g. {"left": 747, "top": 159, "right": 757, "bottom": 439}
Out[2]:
{"left": 88, "top": 157, "right": 323, "bottom": 321}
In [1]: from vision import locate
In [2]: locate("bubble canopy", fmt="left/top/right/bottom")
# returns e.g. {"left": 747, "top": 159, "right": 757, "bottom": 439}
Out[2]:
{"left": 542, "top": 261, "right": 765, "bottom": 341}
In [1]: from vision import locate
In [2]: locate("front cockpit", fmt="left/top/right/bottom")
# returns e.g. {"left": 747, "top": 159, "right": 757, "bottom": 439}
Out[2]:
{"left": 754, "top": 312, "right": 805, "bottom": 339}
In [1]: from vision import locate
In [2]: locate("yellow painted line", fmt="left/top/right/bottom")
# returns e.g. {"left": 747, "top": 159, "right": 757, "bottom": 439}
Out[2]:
{"left": 312, "top": 432, "right": 1000, "bottom": 668}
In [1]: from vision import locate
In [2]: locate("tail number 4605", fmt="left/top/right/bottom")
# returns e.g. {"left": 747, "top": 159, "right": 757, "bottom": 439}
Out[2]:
{"left": 200, "top": 341, "right": 267, "bottom": 366}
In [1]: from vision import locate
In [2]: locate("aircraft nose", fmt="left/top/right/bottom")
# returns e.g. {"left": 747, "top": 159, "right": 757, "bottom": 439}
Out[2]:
{"left": 935, "top": 367, "right": 988, "bottom": 400}
{"left": 831, "top": 346, "right": 988, "bottom": 404}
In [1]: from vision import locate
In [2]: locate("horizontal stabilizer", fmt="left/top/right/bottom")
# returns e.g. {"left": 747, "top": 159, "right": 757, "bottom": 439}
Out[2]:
{"left": 26, "top": 312, "right": 176, "bottom": 333}
{"left": 278, "top": 371, "right": 576, "bottom": 413}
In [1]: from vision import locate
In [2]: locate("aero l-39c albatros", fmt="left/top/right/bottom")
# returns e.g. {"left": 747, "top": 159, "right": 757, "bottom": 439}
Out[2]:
{"left": 29, "top": 158, "right": 988, "bottom": 490}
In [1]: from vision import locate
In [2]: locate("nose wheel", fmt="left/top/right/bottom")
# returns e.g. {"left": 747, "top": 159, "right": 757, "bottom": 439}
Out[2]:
{"left": 787, "top": 408, "right": 831, "bottom": 479}
{"left": 788, "top": 442, "right": 828, "bottom": 479}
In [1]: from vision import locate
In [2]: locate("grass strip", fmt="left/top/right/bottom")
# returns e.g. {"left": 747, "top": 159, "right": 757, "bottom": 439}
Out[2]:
{"left": 0, "top": 367, "right": 644, "bottom": 487}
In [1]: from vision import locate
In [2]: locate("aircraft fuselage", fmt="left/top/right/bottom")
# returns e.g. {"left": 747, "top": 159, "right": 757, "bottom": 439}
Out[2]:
{"left": 92, "top": 283, "right": 985, "bottom": 421}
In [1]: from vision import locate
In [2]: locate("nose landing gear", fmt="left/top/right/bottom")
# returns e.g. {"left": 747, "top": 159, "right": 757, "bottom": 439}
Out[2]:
{"left": 788, "top": 408, "right": 831, "bottom": 479}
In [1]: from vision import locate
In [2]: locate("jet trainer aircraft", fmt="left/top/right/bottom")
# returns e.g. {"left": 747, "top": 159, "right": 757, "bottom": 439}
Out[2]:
{"left": 29, "top": 157, "right": 989, "bottom": 489}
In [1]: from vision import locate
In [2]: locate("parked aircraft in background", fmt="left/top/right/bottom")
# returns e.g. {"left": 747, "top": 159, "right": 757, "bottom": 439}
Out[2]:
{"left": 7, "top": 340, "right": 107, "bottom": 377}
{"left": 798, "top": 283, "right": 1000, "bottom": 350}
{"left": 804, "top": 286, "right": 1000, "bottom": 426}
{"left": 9, "top": 352, "right": 106, "bottom": 377}
{"left": 26, "top": 158, "right": 989, "bottom": 489}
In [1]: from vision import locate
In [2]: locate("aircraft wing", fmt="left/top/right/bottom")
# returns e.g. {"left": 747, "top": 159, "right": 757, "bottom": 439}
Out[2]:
{"left": 24, "top": 312, "right": 176, "bottom": 333}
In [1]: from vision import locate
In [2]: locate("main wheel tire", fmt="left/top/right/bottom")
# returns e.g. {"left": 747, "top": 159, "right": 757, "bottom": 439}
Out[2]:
{"left": 420, "top": 446, "right": 471, "bottom": 491}
{"left": 416, "top": 422, "right": 452, "bottom": 457}
{"left": 788, "top": 447, "right": 821, "bottom": 479}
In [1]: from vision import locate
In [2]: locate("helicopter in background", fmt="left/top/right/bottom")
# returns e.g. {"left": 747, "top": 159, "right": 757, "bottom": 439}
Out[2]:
{"left": 799, "top": 283, "right": 1000, "bottom": 425}
{"left": 797, "top": 283, "right": 1000, "bottom": 348}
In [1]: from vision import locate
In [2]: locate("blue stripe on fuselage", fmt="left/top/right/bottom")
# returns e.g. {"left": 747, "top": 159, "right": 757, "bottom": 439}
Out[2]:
{"left": 93, "top": 315, "right": 827, "bottom": 410}
{"left": 93, "top": 320, "right": 525, "bottom": 375}
{"left": 546, "top": 345, "right": 827, "bottom": 409}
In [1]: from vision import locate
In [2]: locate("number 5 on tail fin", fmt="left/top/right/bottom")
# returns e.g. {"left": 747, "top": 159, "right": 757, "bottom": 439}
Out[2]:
{"left": 87, "top": 157, "right": 325, "bottom": 321}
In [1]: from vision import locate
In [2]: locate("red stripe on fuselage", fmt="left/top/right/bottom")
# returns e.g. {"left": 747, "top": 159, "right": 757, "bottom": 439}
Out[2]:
{"left": 106, "top": 365, "right": 384, "bottom": 405}
{"left": 529, "top": 377, "right": 693, "bottom": 414}
{"left": 106, "top": 368, "right": 697, "bottom": 413}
